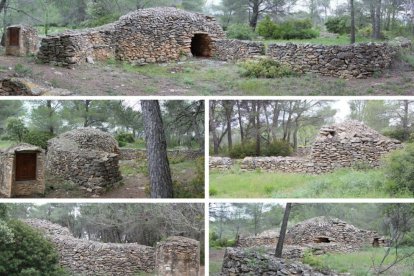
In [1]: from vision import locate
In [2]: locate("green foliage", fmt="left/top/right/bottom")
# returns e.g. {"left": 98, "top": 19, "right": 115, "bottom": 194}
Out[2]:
{"left": 226, "top": 24, "right": 256, "bottom": 40}
{"left": 209, "top": 234, "right": 236, "bottom": 248}
{"left": 6, "top": 118, "right": 28, "bottom": 142}
{"left": 173, "top": 157, "right": 205, "bottom": 198}
{"left": 257, "top": 16, "right": 277, "bottom": 39}
{"left": 22, "top": 130, "right": 54, "bottom": 149}
{"left": 303, "top": 250, "right": 326, "bottom": 270}
{"left": 325, "top": 16, "right": 351, "bottom": 35}
{"left": 240, "top": 59, "right": 296, "bottom": 78}
{"left": 397, "top": 50, "right": 414, "bottom": 68}
{"left": 0, "top": 220, "right": 66, "bottom": 275}
{"left": 383, "top": 128, "right": 411, "bottom": 142}
{"left": 385, "top": 144, "right": 414, "bottom": 194}
{"left": 229, "top": 140, "right": 292, "bottom": 159}
{"left": 14, "top": 64, "right": 32, "bottom": 77}
{"left": 116, "top": 132, "right": 135, "bottom": 144}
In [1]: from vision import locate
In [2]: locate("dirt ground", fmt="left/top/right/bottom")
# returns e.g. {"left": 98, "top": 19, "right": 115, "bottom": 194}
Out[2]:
{"left": 1, "top": 54, "right": 413, "bottom": 95}
{"left": 209, "top": 248, "right": 225, "bottom": 276}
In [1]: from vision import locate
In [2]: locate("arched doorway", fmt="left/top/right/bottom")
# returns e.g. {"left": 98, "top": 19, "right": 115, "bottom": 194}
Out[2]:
{"left": 191, "top": 33, "right": 212, "bottom": 58}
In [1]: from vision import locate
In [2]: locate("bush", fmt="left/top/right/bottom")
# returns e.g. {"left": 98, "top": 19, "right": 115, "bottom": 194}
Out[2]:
{"left": 173, "top": 157, "right": 205, "bottom": 198}
{"left": 116, "top": 133, "right": 135, "bottom": 144}
{"left": 385, "top": 144, "right": 414, "bottom": 194}
{"left": 229, "top": 141, "right": 258, "bottom": 159}
{"left": 383, "top": 128, "right": 411, "bottom": 142}
{"left": 257, "top": 16, "right": 277, "bottom": 39}
{"left": 240, "top": 58, "right": 296, "bottom": 78}
{"left": 325, "top": 16, "right": 351, "bottom": 35}
{"left": 229, "top": 140, "right": 293, "bottom": 159}
{"left": 0, "top": 220, "right": 67, "bottom": 275}
{"left": 264, "top": 140, "right": 293, "bottom": 156}
{"left": 227, "top": 24, "right": 256, "bottom": 40}
{"left": 23, "top": 130, "right": 54, "bottom": 149}
{"left": 6, "top": 117, "right": 28, "bottom": 142}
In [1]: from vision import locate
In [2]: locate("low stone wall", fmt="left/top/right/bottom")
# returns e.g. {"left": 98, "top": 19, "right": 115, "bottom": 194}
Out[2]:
{"left": 119, "top": 148, "right": 203, "bottom": 161}
{"left": 209, "top": 157, "right": 233, "bottom": 170}
{"left": 240, "top": 156, "right": 314, "bottom": 173}
{"left": 24, "top": 219, "right": 200, "bottom": 276}
{"left": 267, "top": 43, "right": 397, "bottom": 78}
{"left": 221, "top": 247, "right": 336, "bottom": 275}
{"left": 236, "top": 230, "right": 279, "bottom": 247}
{"left": 156, "top": 236, "right": 200, "bottom": 276}
{"left": 215, "top": 39, "right": 265, "bottom": 61}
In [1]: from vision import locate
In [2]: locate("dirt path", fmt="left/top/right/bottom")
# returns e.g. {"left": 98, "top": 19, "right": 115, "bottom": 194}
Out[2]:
{"left": 102, "top": 174, "right": 149, "bottom": 198}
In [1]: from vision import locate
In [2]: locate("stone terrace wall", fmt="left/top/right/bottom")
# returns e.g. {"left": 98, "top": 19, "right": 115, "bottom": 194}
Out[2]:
{"left": 38, "top": 7, "right": 225, "bottom": 67}
{"left": 46, "top": 128, "right": 122, "bottom": 192}
{"left": 156, "top": 236, "right": 200, "bottom": 276}
{"left": 215, "top": 39, "right": 265, "bottom": 61}
{"left": 267, "top": 43, "right": 397, "bottom": 78}
{"left": 120, "top": 148, "right": 203, "bottom": 161}
{"left": 221, "top": 247, "right": 336, "bottom": 276}
{"left": 24, "top": 219, "right": 155, "bottom": 275}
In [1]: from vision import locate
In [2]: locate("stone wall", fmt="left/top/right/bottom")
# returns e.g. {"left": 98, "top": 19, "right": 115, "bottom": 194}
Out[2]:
{"left": 24, "top": 219, "right": 200, "bottom": 276}
{"left": 46, "top": 128, "right": 122, "bottom": 192}
{"left": 5, "top": 25, "right": 38, "bottom": 56}
{"left": 37, "top": 7, "right": 225, "bottom": 67}
{"left": 119, "top": 148, "right": 203, "bottom": 161}
{"left": 236, "top": 121, "right": 402, "bottom": 174}
{"left": 267, "top": 42, "right": 398, "bottom": 78}
{"left": 209, "top": 157, "right": 233, "bottom": 170}
{"left": 236, "top": 230, "right": 279, "bottom": 247}
{"left": 156, "top": 236, "right": 200, "bottom": 276}
{"left": 214, "top": 39, "right": 265, "bottom": 61}
{"left": 0, "top": 144, "right": 45, "bottom": 198}
{"left": 221, "top": 247, "right": 336, "bottom": 276}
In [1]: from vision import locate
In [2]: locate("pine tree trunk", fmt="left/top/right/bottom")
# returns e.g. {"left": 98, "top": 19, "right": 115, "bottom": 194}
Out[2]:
{"left": 350, "top": 0, "right": 356, "bottom": 44}
{"left": 141, "top": 100, "right": 173, "bottom": 198}
{"left": 275, "top": 203, "right": 292, "bottom": 258}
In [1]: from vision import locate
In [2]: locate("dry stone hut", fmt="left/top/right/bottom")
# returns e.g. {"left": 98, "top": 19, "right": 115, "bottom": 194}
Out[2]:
{"left": 0, "top": 143, "right": 45, "bottom": 197}
{"left": 37, "top": 7, "right": 225, "bottom": 67}
{"left": 5, "top": 25, "right": 38, "bottom": 56}
{"left": 46, "top": 128, "right": 122, "bottom": 192}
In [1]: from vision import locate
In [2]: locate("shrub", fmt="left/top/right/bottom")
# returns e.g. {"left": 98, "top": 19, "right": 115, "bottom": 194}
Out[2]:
{"left": 173, "top": 157, "right": 204, "bottom": 198}
{"left": 383, "top": 128, "right": 411, "bottom": 142}
{"left": 6, "top": 117, "right": 28, "bottom": 142}
{"left": 325, "top": 16, "right": 351, "bottom": 34}
{"left": 116, "top": 133, "right": 135, "bottom": 144}
{"left": 385, "top": 144, "right": 414, "bottom": 194}
{"left": 229, "top": 141, "right": 258, "bottom": 159}
{"left": 227, "top": 24, "right": 256, "bottom": 40}
{"left": 264, "top": 140, "right": 293, "bottom": 156}
{"left": 302, "top": 250, "right": 326, "bottom": 270}
{"left": 240, "top": 58, "right": 296, "bottom": 79}
{"left": 257, "top": 16, "right": 277, "bottom": 39}
{"left": 23, "top": 130, "right": 54, "bottom": 149}
{"left": 0, "top": 220, "right": 67, "bottom": 275}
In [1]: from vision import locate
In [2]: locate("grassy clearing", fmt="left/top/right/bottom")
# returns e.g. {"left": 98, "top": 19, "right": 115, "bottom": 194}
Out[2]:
{"left": 306, "top": 247, "right": 414, "bottom": 276}
{"left": 263, "top": 35, "right": 374, "bottom": 46}
{"left": 209, "top": 165, "right": 412, "bottom": 198}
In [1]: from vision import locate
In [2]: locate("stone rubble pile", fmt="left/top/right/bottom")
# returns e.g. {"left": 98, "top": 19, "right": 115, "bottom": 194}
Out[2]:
{"left": 0, "top": 77, "right": 73, "bottom": 96}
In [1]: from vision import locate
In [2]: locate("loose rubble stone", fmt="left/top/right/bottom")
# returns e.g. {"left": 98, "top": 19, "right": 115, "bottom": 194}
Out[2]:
{"left": 46, "top": 128, "right": 123, "bottom": 191}
{"left": 0, "top": 77, "right": 74, "bottom": 96}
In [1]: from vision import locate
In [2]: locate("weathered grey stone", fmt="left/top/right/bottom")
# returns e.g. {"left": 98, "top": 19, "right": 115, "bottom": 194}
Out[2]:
{"left": 5, "top": 25, "right": 39, "bottom": 56}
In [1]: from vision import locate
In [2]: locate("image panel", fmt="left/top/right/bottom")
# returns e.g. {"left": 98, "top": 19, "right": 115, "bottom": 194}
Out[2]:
{"left": 209, "top": 100, "right": 414, "bottom": 198}
{"left": 0, "top": 202, "right": 205, "bottom": 275}
{"left": 0, "top": 100, "right": 205, "bottom": 198}
{"left": 0, "top": 5, "right": 413, "bottom": 96}
{"left": 210, "top": 203, "right": 414, "bottom": 276}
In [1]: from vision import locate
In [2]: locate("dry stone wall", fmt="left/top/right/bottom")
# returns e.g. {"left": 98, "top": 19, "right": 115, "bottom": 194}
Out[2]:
{"left": 120, "top": 148, "right": 203, "bottom": 161}
{"left": 267, "top": 43, "right": 398, "bottom": 78}
{"left": 46, "top": 128, "right": 122, "bottom": 192}
{"left": 236, "top": 230, "right": 279, "bottom": 247}
{"left": 5, "top": 25, "right": 38, "bottom": 56}
{"left": 37, "top": 7, "right": 225, "bottom": 67}
{"left": 214, "top": 39, "right": 265, "bottom": 60}
{"left": 24, "top": 219, "right": 200, "bottom": 276}
{"left": 221, "top": 247, "right": 336, "bottom": 276}
{"left": 237, "top": 121, "right": 402, "bottom": 174}
{"left": 209, "top": 157, "right": 233, "bottom": 170}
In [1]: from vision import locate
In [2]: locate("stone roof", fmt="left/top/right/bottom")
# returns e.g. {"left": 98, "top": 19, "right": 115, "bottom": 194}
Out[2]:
{"left": 1, "top": 143, "right": 43, "bottom": 154}
{"left": 316, "top": 120, "right": 401, "bottom": 144}
{"left": 48, "top": 128, "right": 119, "bottom": 154}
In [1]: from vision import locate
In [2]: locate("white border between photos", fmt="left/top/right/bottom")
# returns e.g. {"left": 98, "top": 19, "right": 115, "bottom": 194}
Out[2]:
{"left": 1, "top": 95, "right": 414, "bottom": 276}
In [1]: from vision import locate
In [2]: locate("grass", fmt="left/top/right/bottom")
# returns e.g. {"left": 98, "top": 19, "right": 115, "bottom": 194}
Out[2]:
{"left": 0, "top": 140, "right": 16, "bottom": 149}
{"left": 209, "top": 165, "right": 413, "bottom": 198}
{"left": 263, "top": 35, "right": 374, "bottom": 46}
{"left": 305, "top": 247, "right": 414, "bottom": 276}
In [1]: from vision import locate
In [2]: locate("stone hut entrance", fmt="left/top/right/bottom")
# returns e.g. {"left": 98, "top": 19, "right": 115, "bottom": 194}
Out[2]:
{"left": 0, "top": 144, "right": 45, "bottom": 197}
{"left": 8, "top": 27, "right": 20, "bottom": 46}
{"left": 314, "top": 236, "right": 331, "bottom": 243}
{"left": 191, "top": 33, "right": 212, "bottom": 57}
{"left": 5, "top": 25, "right": 38, "bottom": 56}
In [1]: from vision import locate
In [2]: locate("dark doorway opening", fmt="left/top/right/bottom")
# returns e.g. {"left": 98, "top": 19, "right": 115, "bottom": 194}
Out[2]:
{"left": 314, "top": 237, "right": 331, "bottom": 243}
{"left": 15, "top": 152, "right": 37, "bottom": 181}
{"left": 372, "top": 238, "right": 380, "bottom": 247}
{"left": 191, "top": 34, "right": 212, "bottom": 58}
{"left": 8, "top": 27, "right": 20, "bottom": 47}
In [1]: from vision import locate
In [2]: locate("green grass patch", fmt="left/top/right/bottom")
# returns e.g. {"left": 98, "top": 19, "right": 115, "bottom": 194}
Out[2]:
{"left": 0, "top": 140, "right": 15, "bottom": 149}
{"left": 306, "top": 247, "right": 414, "bottom": 276}
{"left": 209, "top": 166, "right": 412, "bottom": 198}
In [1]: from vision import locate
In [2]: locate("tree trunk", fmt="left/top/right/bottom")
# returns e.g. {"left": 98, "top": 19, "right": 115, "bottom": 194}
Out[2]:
{"left": 47, "top": 100, "right": 54, "bottom": 135}
{"left": 210, "top": 102, "right": 219, "bottom": 155}
{"left": 255, "top": 101, "right": 261, "bottom": 156}
{"left": 224, "top": 101, "right": 233, "bottom": 151}
{"left": 249, "top": 0, "right": 260, "bottom": 29}
{"left": 0, "top": 0, "right": 6, "bottom": 13}
{"left": 84, "top": 100, "right": 91, "bottom": 127}
{"left": 373, "top": 0, "right": 382, "bottom": 39}
{"left": 402, "top": 100, "right": 409, "bottom": 141}
{"left": 236, "top": 101, "right": 244, "bottom": 144}
{"left": 141, "top": 100, "right": 173, "bottom": 198}
{"left": 275, "top": 203, "right": 292, "bottom": 258}
{"left": 271, "top": 101, "right": 280, "bottom": 141}
{"left": 350, "top": 0, "right": 356, "bottom": 44}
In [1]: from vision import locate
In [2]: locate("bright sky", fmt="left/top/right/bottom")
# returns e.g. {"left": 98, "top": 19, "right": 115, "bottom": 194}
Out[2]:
{"left": 333, "top": 100, "right": 352, "bottom": 122}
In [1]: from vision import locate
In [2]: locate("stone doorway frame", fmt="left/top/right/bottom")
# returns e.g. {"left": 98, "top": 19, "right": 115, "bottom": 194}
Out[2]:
{"left": 191, "top": 33, "right": 213, "bottom": 58}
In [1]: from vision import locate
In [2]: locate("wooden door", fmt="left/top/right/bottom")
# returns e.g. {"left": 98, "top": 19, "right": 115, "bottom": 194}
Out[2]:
{"left": 8, "top": 28, "right": 20, "bottom": 46}
{"left": 15, "top": 153, "right": 37, "bottom": 181}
